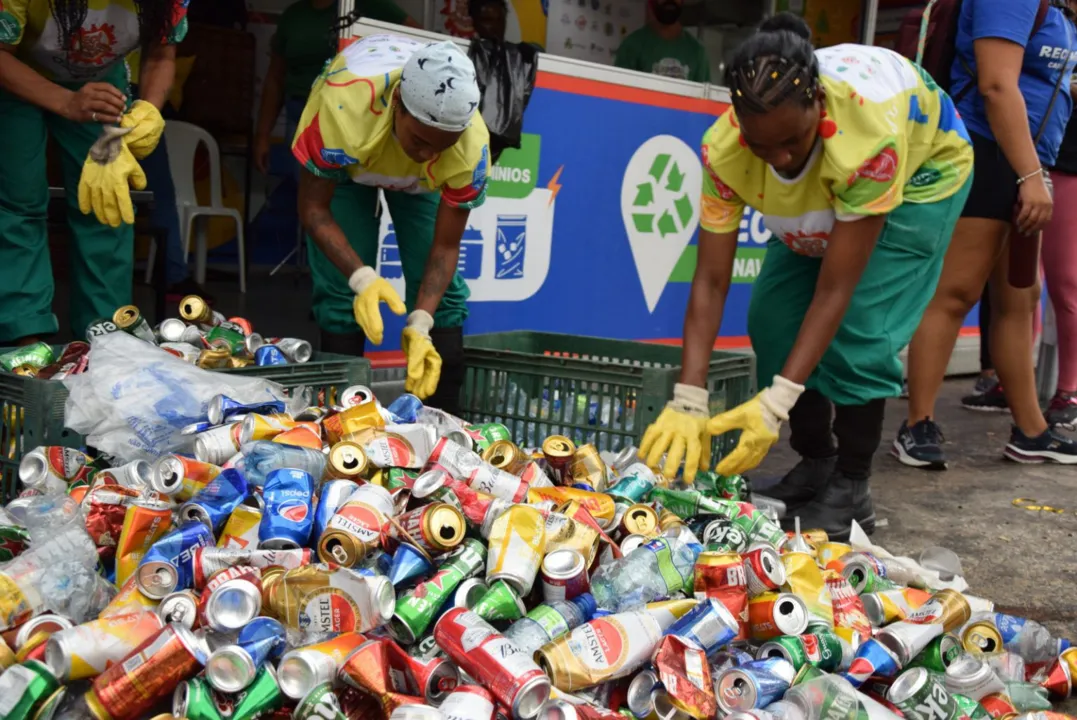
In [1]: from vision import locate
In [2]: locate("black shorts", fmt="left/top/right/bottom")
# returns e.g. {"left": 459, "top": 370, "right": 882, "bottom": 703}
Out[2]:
{"left": 960, "top": 130, "right": 1019, "bottom": 221}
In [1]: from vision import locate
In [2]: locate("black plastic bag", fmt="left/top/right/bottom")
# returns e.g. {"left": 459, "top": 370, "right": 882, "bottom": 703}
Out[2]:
{"left": 468, "top": 39, "right": 539, "bottom": 164}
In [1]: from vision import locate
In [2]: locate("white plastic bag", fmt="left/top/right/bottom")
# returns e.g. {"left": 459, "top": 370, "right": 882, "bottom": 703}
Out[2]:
{"left": 63, "top": 332, "right": 297, "bottom": 462}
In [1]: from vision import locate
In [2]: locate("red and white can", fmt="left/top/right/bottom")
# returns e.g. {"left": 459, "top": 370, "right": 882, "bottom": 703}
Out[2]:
{"left": 539, "top": 549, "right": 590, "bottom": 603}
{"left": 693, "top": 551, "right": 749, "bottom": 641}
{"left": 440, "top": 685, "right": 497, "bottom": 720}
{"left": 434, "top": 608, "right": 550, "bottom": 720}
{"left": 192, "top": 547, "right": 310, "bottom": 588}
{"left": 198, "top": 566, "right": 263, "bottom": 632}
{"left": 742, "top": 543, "right": 785, "bottom": 597}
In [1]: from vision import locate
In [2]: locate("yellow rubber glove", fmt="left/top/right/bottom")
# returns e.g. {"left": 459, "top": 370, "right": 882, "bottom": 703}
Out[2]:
{"left": 349, "top": 266, "right": 406, "bottom": 345}
{"left": 401, "top": 310, "right": 442, "bottom": 400}
{"left": 78, "top": 126, "right": 147, "bottom": 228}
{"left": 706, "top": 375, "right": 805, "bottom": 476}
{"left": 119, "top": 100, "right": 165, "bottom": 160}
{"left": 638, "top": 383, "right": 710, "bottom": 483}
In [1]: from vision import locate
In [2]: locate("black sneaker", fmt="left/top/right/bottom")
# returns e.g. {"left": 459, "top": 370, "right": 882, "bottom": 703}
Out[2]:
{"left": 759, "top": 456, "right": 836, "bottom": 512}
{"left": 891, "top": 419, "right": 947, "bottom": 470}
{"left": 1004, "top": 426, "right": 1077, "bottom": 464}
{"left": 961, "top": 384, "right": 1009, "bottom": 413}
{"left": 973, "top": 374, "right": 999, "bottom": 394}
{"left": 1045, "top": 391, "right": 1077, "bottom": 431}
{"left": 780, "top": 471, "right": 876, "bottom": 541}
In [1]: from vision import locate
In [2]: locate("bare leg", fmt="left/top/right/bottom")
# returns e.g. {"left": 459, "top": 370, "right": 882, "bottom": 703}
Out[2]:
{"left": 989, "top": 243, "right": 1049, "bottom": 436}
{"left": 906, "top": 218, "right": 1007, "bottom": 422}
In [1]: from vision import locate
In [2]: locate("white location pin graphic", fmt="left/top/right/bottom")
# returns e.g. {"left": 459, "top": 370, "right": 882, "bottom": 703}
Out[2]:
{"left": 621, "top": 134, "right": 703, "bottom": 313}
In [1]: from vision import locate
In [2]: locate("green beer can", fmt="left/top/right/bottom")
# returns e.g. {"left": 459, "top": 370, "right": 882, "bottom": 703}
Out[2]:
{"left": 85, "top": 318, "right": 121, "bottom": 342}
{"left": 467, "top": 423, "right": 512, "bottom": 452}
{"left": 759, "top": 636, "right": 811, "bottom": 671}
{"left": 907, "top": 634, "right": 963, "bottom": 674}
{"left": 205, "top": 326, "right": 248, "bottom": 356}
{"left": 648, "top": 487, "right": 734, "bottom": 520}
{"left": 0, "top": 660, "right": 61, "bottom": 719}
{"left": 390, "top": 537, "right": 486, "bottom": 644}
{"left": 174, "top": 676, "right": 224, "bottom": 720}
{"left": 953, "top": 694, "right": 992, "bottom": 720}
{"left": 0, "top": 343, "right": 54, "bottom": 373}
{"left": 294, "top": 683, "right": 346, "bottom": 720}
{"left": 225, "top": 664, "right": 285, "bottom": 720}
{"left": 607, "top": 473, "right": 656, "bottom": 503}
{"left": 887, "top": 667, "right": 964, "bottom": 720}
{"left": 113, "top": 305, "right": 156, "bottom": 344}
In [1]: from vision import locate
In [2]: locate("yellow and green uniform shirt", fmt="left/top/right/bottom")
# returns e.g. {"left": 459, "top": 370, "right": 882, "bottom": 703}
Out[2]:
{"left": 701, "top": 44, "right": 973, "bottom": 257}
{"left": 0, "top": 0, "right": 188, "bottom": 82}
{"left": 292, "top": 34, "right": 490, "bottom": 210}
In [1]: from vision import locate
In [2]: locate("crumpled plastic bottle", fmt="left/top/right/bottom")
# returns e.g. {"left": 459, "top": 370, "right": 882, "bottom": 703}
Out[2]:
{"left": 590, "top": 527, "right": 702, "bottom": 612}
{"left": 239, "top": 440, "right": 327, "bottom": 487}
{"left": 0, "top": 519, "right": 101, "bottom": 630}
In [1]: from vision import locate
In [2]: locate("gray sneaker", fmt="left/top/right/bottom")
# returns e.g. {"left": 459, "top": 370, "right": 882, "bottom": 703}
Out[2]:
{"left": 759, "top": 456, "right": 836, "bottom": 511}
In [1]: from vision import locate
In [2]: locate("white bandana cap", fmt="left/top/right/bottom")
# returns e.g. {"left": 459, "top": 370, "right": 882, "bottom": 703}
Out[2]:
{"left": 399, "top": 41, "right": 481, "bottom": 132}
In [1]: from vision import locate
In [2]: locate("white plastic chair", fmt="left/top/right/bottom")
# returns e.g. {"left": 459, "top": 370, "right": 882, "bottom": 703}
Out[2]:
{"left": 146, "top": 121, "right": 246, "bottom": 292}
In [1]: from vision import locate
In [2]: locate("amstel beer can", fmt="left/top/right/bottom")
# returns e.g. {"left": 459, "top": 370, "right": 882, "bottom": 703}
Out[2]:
{"left": 264, "top": 564, "right": 395, "bottom": 635}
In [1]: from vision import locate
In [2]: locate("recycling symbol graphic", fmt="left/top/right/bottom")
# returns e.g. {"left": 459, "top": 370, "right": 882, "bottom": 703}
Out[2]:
{"left": 621, "top": 135, "right": 702, "bottom": 313}
{"left": 630, "top": 153, "right": 694, "bottom": 237}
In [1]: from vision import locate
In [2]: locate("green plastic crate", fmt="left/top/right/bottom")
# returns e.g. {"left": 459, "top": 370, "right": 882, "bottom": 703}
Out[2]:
{"left": 460, "top": 332, "right": 755, "bottom": 454}
{"left": 0, "top": 349, "right": 370, "bottom": 502}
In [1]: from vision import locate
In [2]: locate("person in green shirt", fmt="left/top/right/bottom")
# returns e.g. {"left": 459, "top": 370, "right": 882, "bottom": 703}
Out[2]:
{"left": 254, "top": 0, "right": 420, "bottom": 173}
{"left": 614, "top": 0, "right": 710, "bottom": 83}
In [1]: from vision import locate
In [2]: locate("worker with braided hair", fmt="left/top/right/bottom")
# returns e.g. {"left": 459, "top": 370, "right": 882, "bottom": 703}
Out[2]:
{"left": 638, "top": 13, "right": 974, "bottom": 539}
{"left": 0, "top": 0, "right": 185, "bottom": 344}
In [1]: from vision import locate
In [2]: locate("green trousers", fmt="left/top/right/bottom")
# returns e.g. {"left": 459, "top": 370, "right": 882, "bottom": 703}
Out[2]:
{"left": 0, "top": 71, "right": 134, "bottom": 342}
{"left": 748, "top": 176, "right": 972, "bottom": 406}
{"left": 307, "top": 183, "right": 470, "bottom": 334}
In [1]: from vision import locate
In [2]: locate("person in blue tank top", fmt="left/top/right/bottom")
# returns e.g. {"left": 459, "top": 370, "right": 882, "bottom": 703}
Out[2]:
{"left": 897, "top": 0, "right": 1077, "bottom": 469}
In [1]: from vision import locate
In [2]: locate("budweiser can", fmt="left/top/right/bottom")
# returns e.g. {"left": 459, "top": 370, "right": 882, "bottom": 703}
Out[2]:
{"left": 435, "top": 608, "right": 550, "bottom": 720}
{"left": 192, "top": 547, "right": 311, "bottom": 588}
{"left": 694, "top": 551, "right": 749, "bottom": 640}
{"left": 440, "top": 685, "right": 497, "bottom": 720}
{"left": 84, "top": 623, "right": 205, "bottom": 720}
{"left": 45, "top": 611, "right": 165, "bottom": 681}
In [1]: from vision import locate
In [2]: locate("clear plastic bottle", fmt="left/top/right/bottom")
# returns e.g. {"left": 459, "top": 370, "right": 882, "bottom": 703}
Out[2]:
{"left": 981, "top": 612, "right": 1070, "bottom": 663}
{"left": 240, "top": 440, "right": 327, "bottom": 487}
{"left": 590, "top": 528, "right": 703, "bottom": 612}
{"left": 503, "top": 593, "right": 597, "bottom": 654}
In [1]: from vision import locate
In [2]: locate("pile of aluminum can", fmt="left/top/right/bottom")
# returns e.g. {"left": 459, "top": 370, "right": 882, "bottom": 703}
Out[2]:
{"left": 0, "top": 380, "right": 1075, "bottom": 720}
{"left": 0, "top": 295, "right": 312, "bottom": 378}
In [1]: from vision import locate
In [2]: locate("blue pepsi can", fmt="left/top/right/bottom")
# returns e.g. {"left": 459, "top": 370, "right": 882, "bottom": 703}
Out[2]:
{"left": 665, "top": 598, "right": 740, "bottom": 659}
{"left": 259, "top": 468, "right": 314, "bottom": 549}
{"left": 207, "top": 394, "right": 286, "bottom": 425}
{"left": 136, "top": 521, "right": 214, "bottom": 599}
{"left": 715, "top": 657, "right": 795, "bottom": 712}
{"left": 178, "top": 467, "right": 249, "bottom": 532}
{"left": 314, "top": 479, "right": 359, "bottom": 539}
{"left": 205, "top": 616, "right": 287, "bottom": 692}
{"left": 387, "top": 394, "right": 424, "bottom": 423}
{"left": 842, "top": 638, "right": 901, "bottom": 687}
{"left": 254, "top": 345, "right": 288, "bottom": 366}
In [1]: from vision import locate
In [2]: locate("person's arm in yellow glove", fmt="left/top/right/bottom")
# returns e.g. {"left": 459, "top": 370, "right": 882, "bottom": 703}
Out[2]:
{"left": 638, "top": 224, "right": 739, "bottom": 482}
{"left": 706, "top": 376, "right": 804, "bottom": 475}
{"left": 297, "top": 170, "right": 405, "bottom": 344}
{"left": 401, "top": 310, "right": 442, "bottom": 399}
{"left": 349, "top": 266, "right": 406, "bottom": 345}
{"left": 121, "top": 44, "right": 175, "bottom": 159}
{"left": 414, "top": 201, "right": 468, "bottom": 319}
{"left": 78, "top": 126, "right": 147, "bottom": 227}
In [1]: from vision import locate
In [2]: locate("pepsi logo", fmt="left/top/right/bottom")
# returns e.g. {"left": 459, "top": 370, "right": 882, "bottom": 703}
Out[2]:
{"left": 279, "top": 501, "right": 309, "bottom": 522}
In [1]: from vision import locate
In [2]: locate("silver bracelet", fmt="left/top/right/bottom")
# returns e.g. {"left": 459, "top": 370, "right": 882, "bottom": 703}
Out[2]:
{"left": 1016, "top": 168, "right": 1045, "bottom": 185}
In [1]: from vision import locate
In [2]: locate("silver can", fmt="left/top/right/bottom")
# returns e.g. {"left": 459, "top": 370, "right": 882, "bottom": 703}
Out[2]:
{"left": 620, "top": 533, "right": 648, "bottom": 555}
{"left": 205, "top": 644, "right": 259, "bottom": 693}
{"left": 339, "top": 384, "right": 375, "bottom": 407}
{"left": 156, "top": 318, "right": 190, "bottom": 343}
{"left": 626, "top": 669, "right": 660, "bottom": 719}
{"left": 244, "top": 332, "right": 266, "bottom": 358}
{"left": 943, "top": 654, "right": 1006, "bottom": 701}
{"left": 390, "top": 706, "right": 444, "bottom": 720}
{"left": 203, "top": 576, "right": 262, "bottom": 632}
{"left": 151, "top": 454, "right": 189, "bottom": 496}
{"left": 275, "top": 338, "right": 312, "bottom": 363}
{"left": 180, "top": 324, "right": 205, "bottom": 346}
{"left": 876, "top": 621, "right": 944, "bottom": 666}
{"left": 277, "top": 646, "right": 339, "bottom": 699}
{"left": 97, "top": 459, "right": 153, "bottom": 490}
{"left": 157, "top": 589, "right": 200, "bottom": 628}
{"left": 195, "top": 423, "right": 240, "bottom": 465}
{"left": 652, "top": 689, "right": 695, "bottom": 720}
